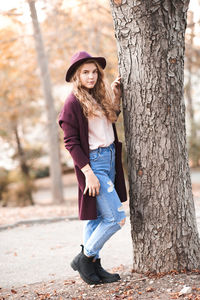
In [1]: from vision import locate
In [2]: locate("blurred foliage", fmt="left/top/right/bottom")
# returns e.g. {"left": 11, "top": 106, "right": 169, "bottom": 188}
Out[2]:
{"left": 1, "top": 177, "right": 35, "bottom": 207}
{"left": 41, "top": 0, "right": 118, "bottom": 83}
{"left": 12, "top": 145, "right": 46, "bottom": 165}
{"left": 0, "top": 0, "right": 119, "bottom": 174}
{"left": 0, "top": 168, "right": 9, "bottom": 205}
{"left": 188, "top": 133, "right": 200, "bottom": 167}
{"left": 0, "top": 167, "right": 35, "bottom": 207}
{"left": 31, "top": 166, "right": 49, "bottom": 179}
{"left": 0, "top": 144, "right": 46, "bottom": 206}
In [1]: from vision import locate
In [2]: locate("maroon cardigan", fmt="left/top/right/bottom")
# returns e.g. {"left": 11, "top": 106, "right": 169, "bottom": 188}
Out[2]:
{"left": 58, "top": 92, "right": 127, "bottom": 220}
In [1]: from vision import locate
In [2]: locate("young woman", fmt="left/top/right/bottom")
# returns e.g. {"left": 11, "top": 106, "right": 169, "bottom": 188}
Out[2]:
{"left": 58, "top": 51, "right": 127, "bottom": 285}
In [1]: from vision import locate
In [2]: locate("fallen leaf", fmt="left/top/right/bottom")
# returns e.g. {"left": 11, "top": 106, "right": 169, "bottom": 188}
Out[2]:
{"left": 113, "top": 0, "right": 122, "bottom": 6}
{"left": 126, "top": 289, "right": 133, "bottom": 296}
{"left": 64, "top": 280, "right": 75, "bottom": 285}
{"left": 146, "top": 287, "right": 155, "bottom": 292}
{"left": 53, "top": 289, "right": 57, "bottom": 295}
{"left": 169, "top": 292, "right": 179, "bottom": 299}
{"left": 23, "top": 291, "right": 29, "bottom": 294}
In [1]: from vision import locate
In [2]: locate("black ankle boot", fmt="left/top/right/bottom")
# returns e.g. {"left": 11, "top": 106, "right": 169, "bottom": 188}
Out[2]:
{"left": 71, "top": 246, "right": 101, "bottom": 285}
{"left": 94, "top": 259, "right": 120, "bottom": 283}
{"left": 70, "top": 244, "right": 84, "bottom": 268}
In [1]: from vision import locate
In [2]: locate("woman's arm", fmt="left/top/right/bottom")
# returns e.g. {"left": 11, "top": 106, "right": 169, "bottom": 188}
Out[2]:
{"left": 59, "top": 98, "right": 90, "bottom": 170}
{"left": 59, "top": 98, "right": 100, "bottom": 197}
{"left": 81, "top": 164, "right": 100, "bottom": 197}
{"left": 61, "top": 121, "right": 89, "bottom": 170}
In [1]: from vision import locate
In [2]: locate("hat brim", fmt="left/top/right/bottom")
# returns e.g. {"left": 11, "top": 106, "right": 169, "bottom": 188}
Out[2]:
{"left": 65, "top": 56, "right": 106, "bottom": 82}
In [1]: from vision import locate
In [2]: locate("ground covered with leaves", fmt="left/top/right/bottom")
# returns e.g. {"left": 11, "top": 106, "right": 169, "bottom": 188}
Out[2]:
{"left": 0, "top": 266, "right": 200, "bottom": 300}
{"left": 1, "top": 177, "right": 200, "bottom": 299}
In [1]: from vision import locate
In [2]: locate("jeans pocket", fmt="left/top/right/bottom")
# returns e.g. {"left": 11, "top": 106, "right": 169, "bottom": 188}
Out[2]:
{"left": 89, "top": 151, "right": 99, "bottom": 161}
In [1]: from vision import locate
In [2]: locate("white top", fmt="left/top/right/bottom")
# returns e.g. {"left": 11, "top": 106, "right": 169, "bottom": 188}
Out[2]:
{"left": 88, "top": 113, "right": 114, "bottom": 150}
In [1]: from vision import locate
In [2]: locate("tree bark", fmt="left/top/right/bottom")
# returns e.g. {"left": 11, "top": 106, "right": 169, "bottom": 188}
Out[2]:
{"left": 28, "top": 0, "right": 63, "bottom": 203}
{"left": 110, "top": 0, "right": 200, "bottom": 272}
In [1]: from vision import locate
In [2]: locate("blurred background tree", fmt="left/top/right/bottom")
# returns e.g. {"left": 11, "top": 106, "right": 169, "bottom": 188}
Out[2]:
{"left": 28, "top": 0, "right": 64, "bottom": 204}
{"left": 0, "top": 23, "right": 40, "bottom": 205}
{"left": 0, "top": 0, "right": 199, "bottom": 207}
{"left": 185, "top": 10, "right": 200, "bottom": 167}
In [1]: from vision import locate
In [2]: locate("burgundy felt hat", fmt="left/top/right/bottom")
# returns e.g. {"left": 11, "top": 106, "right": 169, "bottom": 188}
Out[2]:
{"left": 65, "top": 51, "right": 106, "bottom": 82}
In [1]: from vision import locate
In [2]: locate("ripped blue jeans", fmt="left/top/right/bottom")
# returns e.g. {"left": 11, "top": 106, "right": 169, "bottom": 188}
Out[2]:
{"left": 83, "top": 143, "right": 126, "bottom": 258}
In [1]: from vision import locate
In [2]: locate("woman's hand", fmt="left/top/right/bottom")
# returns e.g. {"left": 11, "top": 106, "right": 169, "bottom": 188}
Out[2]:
{"left": 83, "top": 169, "right": 100, "bottom": 197}
{"left": 111, "top": 75, "right": 122, "bottom": 100}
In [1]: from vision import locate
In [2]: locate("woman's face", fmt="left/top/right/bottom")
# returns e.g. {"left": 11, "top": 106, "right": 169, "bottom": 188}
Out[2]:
{"left": 79, "top": 62, "right": 98, "bottom": 90}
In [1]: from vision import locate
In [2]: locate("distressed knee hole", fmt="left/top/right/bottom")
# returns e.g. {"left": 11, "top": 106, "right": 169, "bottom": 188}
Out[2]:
{"left": 107, "top": 180, "right": 114, "bottom": 193}
{"left": 118, "top": 218, "right": 126, "bottom": 227}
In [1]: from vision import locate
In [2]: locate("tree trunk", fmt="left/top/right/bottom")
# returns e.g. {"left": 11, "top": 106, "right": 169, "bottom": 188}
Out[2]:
{"left": 110, "top": 0, "right": 200, "bottom": 272}
{"left": 14, "top": 126, "right": 34, "bottom": 205}
{"left": 28, "top": 0, "right": 63, "bottom": 204}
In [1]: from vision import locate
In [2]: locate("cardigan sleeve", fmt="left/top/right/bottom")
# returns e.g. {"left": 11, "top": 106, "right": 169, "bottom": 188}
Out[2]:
{"left": 59, "top": 100, "right": 89, "bottom": 170}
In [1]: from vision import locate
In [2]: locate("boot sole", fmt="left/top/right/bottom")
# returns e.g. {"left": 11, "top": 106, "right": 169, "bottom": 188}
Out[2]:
{"left": 101, "top": 276, "right": 120, "bottom": 283}
{"left": 70, "top": 260, "right": 101, "bottom": 285}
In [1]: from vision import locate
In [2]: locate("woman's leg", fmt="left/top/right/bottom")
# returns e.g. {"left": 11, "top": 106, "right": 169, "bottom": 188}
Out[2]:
{"left": 71, "top": 144, "right": 126, "bottom": 284}
{"left": 84, "top": 172, "right": 126, "bottom": 258}
{"left": 83, "top": 216, "right": 102, "bottom": 258}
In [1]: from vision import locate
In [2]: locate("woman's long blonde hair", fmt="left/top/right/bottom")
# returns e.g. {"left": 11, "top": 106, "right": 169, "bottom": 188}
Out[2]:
{"left": 70, "top": 60, "right": 118, "bottom": 122}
